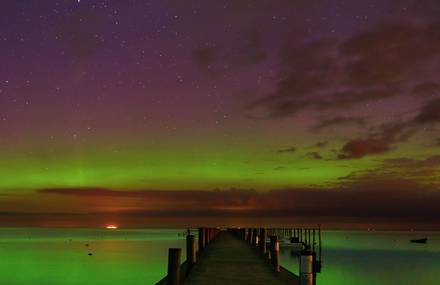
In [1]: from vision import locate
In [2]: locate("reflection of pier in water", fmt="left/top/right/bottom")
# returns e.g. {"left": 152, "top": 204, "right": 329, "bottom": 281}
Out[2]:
{"left": 155, "top": 227, "right": 323, "bottom": 285}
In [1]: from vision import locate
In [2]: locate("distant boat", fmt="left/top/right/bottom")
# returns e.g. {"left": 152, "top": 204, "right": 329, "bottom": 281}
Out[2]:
{"left": 410, "top": 238, "right": 427, "bottom": 244}
{"left": 266, "top": 238, "right": 304, "bottom": 250}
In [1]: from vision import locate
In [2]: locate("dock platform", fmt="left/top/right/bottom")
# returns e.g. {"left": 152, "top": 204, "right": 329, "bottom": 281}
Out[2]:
{"left": 183, "top": 231, "right": 299, "bottom": 285}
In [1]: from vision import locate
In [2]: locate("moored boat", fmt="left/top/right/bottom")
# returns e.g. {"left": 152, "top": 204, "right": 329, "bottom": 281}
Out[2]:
{"left": 410, "top": 238, "right": 427, "bottom": 244}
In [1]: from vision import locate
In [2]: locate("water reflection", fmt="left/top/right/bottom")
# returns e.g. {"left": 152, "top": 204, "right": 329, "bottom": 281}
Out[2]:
{"left": 0, "top": 228, "right": 439, "bottom": 285}
{"left": 280, "top": 231, "right": 440, "bottom": 285}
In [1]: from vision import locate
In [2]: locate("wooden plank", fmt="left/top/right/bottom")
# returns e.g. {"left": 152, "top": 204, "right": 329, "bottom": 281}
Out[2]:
{"left": 182, "top": 231, "right": 299, "bottom": 285}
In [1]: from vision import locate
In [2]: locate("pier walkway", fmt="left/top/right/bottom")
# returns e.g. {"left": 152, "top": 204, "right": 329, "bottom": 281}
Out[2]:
{"left": 183, "top": 231, "right": 298, "bottom": 285}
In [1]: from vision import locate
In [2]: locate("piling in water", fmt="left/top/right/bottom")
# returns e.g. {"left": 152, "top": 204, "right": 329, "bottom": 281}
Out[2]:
{"left": 198, "top": 228, "right": 205, "bottom": 252}
{"left": 252, "top": 228, "right": 258, "bottom": 246}
{"left": 167, "top": 248, "right": 181, "bottom": 285}
{"left": 269, "top": 235, "right": 280, "bottom": 272}
{"left": 260, "top": 228, "right": 267, "bottom": 254}
{"left": 186, "top": 235, "right": 196, "bottom": 274}
{"left": 204, "top": 228, "right": 209, "bottom": 246}
{"left": 300, "top": 248, "right": 313, "bottom": 285}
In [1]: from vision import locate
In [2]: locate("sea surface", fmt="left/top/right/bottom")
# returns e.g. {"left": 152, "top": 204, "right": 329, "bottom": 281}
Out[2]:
{"left": 0, "top": 228, "right": 438, "bottom": 285}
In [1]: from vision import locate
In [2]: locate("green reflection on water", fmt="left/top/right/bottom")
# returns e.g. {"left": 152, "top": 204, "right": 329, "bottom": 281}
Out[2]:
{"left": 280, "top": 231, "right": 440, "bottom": 285}
{"left": 1, "top": 229, "right": 439, "bottom": 285}
{"left": 0, "top": 228, "right": 186, "bottom": 285}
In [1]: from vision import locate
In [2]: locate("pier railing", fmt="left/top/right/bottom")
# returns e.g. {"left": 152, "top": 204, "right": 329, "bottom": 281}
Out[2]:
{"left": 155, "top": 227, "right": 322, "bottom": 285}
{"left": 155, "top": 227, "right": 220, "bottom": 285}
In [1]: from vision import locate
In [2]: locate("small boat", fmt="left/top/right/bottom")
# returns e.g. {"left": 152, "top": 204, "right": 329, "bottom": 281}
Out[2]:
{"left": 266, "top": 238, "right": 305, "bottom": 250}
{"left": 410, "top": 238, "right": 427, "bottom": 244}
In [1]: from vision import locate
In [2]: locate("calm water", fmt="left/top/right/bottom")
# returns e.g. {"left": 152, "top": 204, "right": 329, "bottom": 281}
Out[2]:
{"left": 0, "top": 228, "right": 439, "bottom": 285}
{"left": 280, "top": 230, "right": 440, "bottom": 285}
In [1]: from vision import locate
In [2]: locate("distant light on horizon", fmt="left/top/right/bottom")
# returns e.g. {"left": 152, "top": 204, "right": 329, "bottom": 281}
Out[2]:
{"left": 105, "top": 225, "right": 118, "bottom": 230}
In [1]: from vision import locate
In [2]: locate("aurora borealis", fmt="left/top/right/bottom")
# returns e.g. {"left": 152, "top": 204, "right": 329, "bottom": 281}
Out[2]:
{"left": 1, "top": 0, "right": 440, "bottom": 228}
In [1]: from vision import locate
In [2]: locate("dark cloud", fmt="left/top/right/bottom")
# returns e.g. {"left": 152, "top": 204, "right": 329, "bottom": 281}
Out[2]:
{"left": 412, "top": 82, "right": 440, "bottom": 97}
{"left": 306, "top": 152, "right": 323, "bottom": 160}
{"left": 335, "top": 119, "right": 420, "bottom": 160}
{"left": 276, "top": 146, "right": 296, "bottom": 153}
{"left": 375, "top": 122, "right": 417, "bottom": 143}
{"left": 340, "top": 21, "right": 440, "bottom": 87}
{"left": 332, "top": 96, "right": 440, "bottom": 159}
{"left": 315, "top": 141, "right": 328, "bottom": 148}
{"left": 312, "top": 116, "right": 367, "bottom": 131}
{"left": 39, "top": 187, "right": 257, "bottom": 209}
{"left": 413, "top": 98, "right": 440, "bottom": 124}
{"left": 338, "top": 138, "right": 390, "bottom": 159}
{"left": 247, "top": 20, "right": 440, "bottom": 119}
{"left": 383, "top": 155, "right": 440, "bottom": 178}
{"left": 346, "top": 98, "right": 440, "bottom": 154}
{"left": 340, "top": 155, "right": 440, "bottom": 188}
{"left": 30, "top": 180, "right": 440, "bottom": 227}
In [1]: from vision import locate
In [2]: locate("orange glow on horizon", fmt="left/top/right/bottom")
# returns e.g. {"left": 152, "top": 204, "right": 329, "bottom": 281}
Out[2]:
{"left": 105, "top": 225, "right": 118, "bottom": 229}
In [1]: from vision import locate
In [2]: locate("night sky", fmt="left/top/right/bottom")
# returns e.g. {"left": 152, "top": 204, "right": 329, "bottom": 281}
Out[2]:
{"left": 1, "top": 0, "right": 440, "bottom": 228}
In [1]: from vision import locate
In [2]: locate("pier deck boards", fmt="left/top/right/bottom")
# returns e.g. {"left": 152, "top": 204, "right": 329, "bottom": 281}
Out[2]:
{"left": 183, "top": 231, "right": 299, "bottom": 285}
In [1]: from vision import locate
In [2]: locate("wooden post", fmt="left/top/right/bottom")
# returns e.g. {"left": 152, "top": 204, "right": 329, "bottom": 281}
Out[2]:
{"left": 269, "top": 235, "right": 275, "bottom": 262}
{"left": 247, "top": 228, "right": 252, "bottom": 243}
{"left": 260, "top": 228, "right": 267, "bottom": 254}
{"left": 270, "top": 236, "right": 280, "bottom": 272}
{"left": 252, "top": 228, "right": 258, "bottom": 246}
{"left": 186, "top": 235, "right": 196, "bottom": 273}
{"left": 198, "top": 228, "right": 205, "bottom": 252}
{"left": 318, "top": 226, "right": 322, "bottom": 262}
{"left": 315, "top": 225, "right": 322, "bottom": 274}
{"left": 308, "top": 229, "right": 311, "bottom": 247}
{"left": 300, "top": 248, "right": 313, "bottom": 285}
{"left": 305, "top": 229, "right": 308, "bottom": 247}
{"left": 167, "top": 248, "right": 181, "bottom": 285}
{"left": 204, "top": 228, "right": 209, "bottom": 246}
{"left": 207, "top": 228, "right": 211, "bottom": 243}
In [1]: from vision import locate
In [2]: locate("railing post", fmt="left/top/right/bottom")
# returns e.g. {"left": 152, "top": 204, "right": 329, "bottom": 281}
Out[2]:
{"left": 247, "top": 228, "right": 252, "bottom": 243}
{"left": 198, "top": 228, "right": 205, "bottom": 252}
{"left": 270, "top": 235, "right": 280, "bottom": 272}
{"left": 186, "top": 235, "right": 196, "bottom": 274}
{"left": 252, "top": 228, "right": 258, "bottom": 246}
{"left": 260, "top": 228, "right": 267, "bottom": 254}
{"left": 300, "top": 248, "right": 313, "bottom": 285}
{"left": 167, "top": 248, "right": 181, "bottom": 285}
{"left": 206, "top": 228, "right": 210, "bottom": 244}
{"left": 204, "top": 228, "right": 209, "bottom": 246}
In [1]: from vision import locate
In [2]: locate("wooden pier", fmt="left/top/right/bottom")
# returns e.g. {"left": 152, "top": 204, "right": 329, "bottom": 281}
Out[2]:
{"left": 155, "top": 227, "right": 322, "bottom": 285}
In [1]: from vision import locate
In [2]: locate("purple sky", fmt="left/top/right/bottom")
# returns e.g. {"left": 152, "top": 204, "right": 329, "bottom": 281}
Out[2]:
{"left": 1, "top": 1, "right": 440, "bottom": 228}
